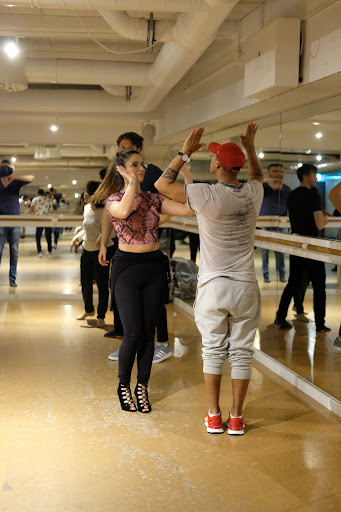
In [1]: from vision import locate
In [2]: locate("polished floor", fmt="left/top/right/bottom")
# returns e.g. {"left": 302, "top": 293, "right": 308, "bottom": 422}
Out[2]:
{"left": 0, "top": 235, "right": 341, "bottom": 511}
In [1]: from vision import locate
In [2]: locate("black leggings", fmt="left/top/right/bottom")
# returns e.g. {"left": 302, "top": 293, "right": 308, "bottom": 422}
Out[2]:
{"left": 113, "top": 251, "right": 164, "bottom": 386}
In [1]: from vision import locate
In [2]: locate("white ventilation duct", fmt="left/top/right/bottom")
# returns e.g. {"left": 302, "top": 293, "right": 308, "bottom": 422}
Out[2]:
{"left": 34, "top": 146, "right": 61, "bottom": 159}
{"left": 0, "top": 0, "right": 232, "bottom": 12}
{"left": 25, "top": 59, "right": 151, "bottom": 87}
{"left": 0, "top": 54, "right": 27, "bottom": 92}
{"left": 99, "top": 11, "right": 176, "bottom": 43}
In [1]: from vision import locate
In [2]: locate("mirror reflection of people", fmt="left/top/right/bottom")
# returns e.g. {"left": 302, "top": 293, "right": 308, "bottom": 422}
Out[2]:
{"left": 259, "top": 163, "right": 291, "bottom": 283}
{"left": 155, "top": 123, "right": 264, "bottom": 436}
{"left": 328, "top": 181, "right": 341, "bottom": 350}
{"left": 275, "top": 164, "right": 330, "bottom": 333}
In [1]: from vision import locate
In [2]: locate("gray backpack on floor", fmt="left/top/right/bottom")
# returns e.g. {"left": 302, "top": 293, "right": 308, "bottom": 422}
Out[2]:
{"left": 170, "top": 258, "right": 198, "bottom": 300}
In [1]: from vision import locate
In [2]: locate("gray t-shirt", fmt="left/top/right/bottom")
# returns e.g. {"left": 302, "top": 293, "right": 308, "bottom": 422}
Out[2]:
{"left": 185, "top": 180, "right": 264, "bottom": 285}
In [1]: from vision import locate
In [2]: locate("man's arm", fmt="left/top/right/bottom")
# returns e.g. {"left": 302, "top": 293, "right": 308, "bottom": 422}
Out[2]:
{"left": 17, "top": 174, "right": 34, "bottom": 183}
{"left": 328, "top": 181, "right": 341, "bottom": 213}
{"left": 313, "top": 210, "right": 328, "bottom": 231}
{"left": 155, "top": 127, "right": 205, "bottom": 203}
{"left": 239, "top": 123, "right": 263, "bottom": 183}
{"left": 0, "top": 164, "right": 14, "bottom": 178}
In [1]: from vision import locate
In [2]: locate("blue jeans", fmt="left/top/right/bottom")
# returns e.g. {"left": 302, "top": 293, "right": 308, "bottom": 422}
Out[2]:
{"left": 261, "top": 227, "right": 286, "bottom": 279}
{"left": 0, "top": 226, "right": 21, "bottom": 283}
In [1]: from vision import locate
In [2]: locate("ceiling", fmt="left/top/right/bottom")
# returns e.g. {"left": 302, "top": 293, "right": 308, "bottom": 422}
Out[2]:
{"left": 0, "top": 0, "right": 340, "bottom": 202}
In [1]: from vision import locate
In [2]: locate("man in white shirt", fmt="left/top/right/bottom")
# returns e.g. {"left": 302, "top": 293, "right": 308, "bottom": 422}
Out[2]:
{"left": 30, "top": 189, "right": 52, "bottom": 257}
{"left": 155, "top": 123, "right": 263, "bottom": 435}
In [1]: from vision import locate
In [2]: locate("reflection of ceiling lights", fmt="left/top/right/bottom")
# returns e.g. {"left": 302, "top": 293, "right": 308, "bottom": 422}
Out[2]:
{"left": 3, "top": 41, "right": 20, "bottom": 59}
{"left": 316, "top": 154, "right": 322, "bottom": 161}
{"left": 315, "top": 132, "right": 323, "bottom": 139}
{"left": 258, "top": 152, "right": 264, "bottom": 159}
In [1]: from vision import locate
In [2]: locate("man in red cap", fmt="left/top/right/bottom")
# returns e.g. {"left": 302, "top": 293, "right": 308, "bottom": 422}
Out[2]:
{"left": 155, "top": 123, "right": 263, "bottom": 435}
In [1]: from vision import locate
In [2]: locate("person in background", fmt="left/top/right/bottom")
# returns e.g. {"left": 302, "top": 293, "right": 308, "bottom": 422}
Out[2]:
{"left": 275, "top": 164, "right": 330, "bottom": 333}
{"left": 155, "top": 123, "right": 263, "bottom": 436}
{"left": 50, "top": 187, "right": 63, "bottom": 249}
{"left": 328, "top": 181, "right": 341, "bottom": 350}
{"left": 0, "top": 160, "right": 34, "bottom": 287}
{"left": 259, "top": 163, "right": 291, "bottom": 283}
{"left": 30, "top": 189, "right": 53, "bottom": 257}
{"left": 71, "top": 181, "right": 116, "bottom": 328}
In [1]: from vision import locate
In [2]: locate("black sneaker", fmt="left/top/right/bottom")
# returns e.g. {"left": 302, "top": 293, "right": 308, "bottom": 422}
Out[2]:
{"left": 274, "top": 318, "right": 293, "bottom": 329}
{"left": 264, "top": 276, "right": 271, "bottom": 283}
{"left": 104, "top": 329, "right": 123, "bottom": 339}
{"left": 316, "top": 325, "right": 331, "bottom": 333}
{"left": 9, "top": 281, "right": 17, "bottom": 288}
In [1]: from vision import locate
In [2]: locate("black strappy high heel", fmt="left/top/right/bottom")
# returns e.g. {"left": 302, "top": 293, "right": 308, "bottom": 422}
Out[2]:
{"left": 134, "top": 383, "right": 152, "bottom": 413}
{"left": 117, "top": 383, "right": 137, "bottom": 412}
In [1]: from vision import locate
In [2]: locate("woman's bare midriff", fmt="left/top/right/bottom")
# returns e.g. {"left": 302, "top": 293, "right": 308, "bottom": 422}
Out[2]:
{"left": 118, "top": 242, "right": 160, "bottom": 253}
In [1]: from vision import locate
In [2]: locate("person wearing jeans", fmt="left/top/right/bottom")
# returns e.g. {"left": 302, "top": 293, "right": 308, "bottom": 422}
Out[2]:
{"left": 0, "top": 161, "right": 34, "bottom": 287}
{"left": 30, "top": 189, "right": 53, "bottom": 257}
{"left": 259, "top": 164, "right": 291, "bottom": 283}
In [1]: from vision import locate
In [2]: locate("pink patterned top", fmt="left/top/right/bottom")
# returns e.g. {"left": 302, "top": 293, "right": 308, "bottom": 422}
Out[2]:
{"left": 107, "top": 191, "right": 165, "bottom": 245}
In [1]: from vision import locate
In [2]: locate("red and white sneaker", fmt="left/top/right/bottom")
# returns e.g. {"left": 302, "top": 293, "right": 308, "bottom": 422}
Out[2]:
{"left": 204, "top": 411, "right": 224, "bottom": 434}
{"left": 227, "top": 412, "right": 245, "bottom": 435}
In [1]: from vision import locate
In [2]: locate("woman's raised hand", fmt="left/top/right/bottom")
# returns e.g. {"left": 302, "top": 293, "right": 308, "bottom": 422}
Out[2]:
{"left": 182, "top": 127, "right": 206, "bottom": 156}
{"left": 116, "top": 165, "right": 136, "bottom": 183}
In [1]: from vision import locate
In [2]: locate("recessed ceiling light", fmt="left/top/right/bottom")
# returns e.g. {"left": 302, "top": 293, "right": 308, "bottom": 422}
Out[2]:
{"left": 258, "top": 152, "right": 264, "bottom": 159}
{"left": 315, "top": 132, "right": 323, "bottom": 139}
{"left": 47, "top": 184, "right": 52, "bottom": 188}
{"left": 75, "top": 193, "right": 79, "bottom": 199}
{"left": 313, "top": 122, "right": 320, "bottom": 126}
{"left": 72, "top": 180, "right": 77, "bottom": 185}
{"left": 306, "top": 149, "right": 311, "bottom": 154}
{"left": 316, "top": 173, "right": 322, "bottom": 181}
{"left": 3, "top": 41, "right": 20, "bottom": 59}
{"left": 11, "top": 156, "right": 16, "bottom": 163}
{"left": 316, "top": 154, "right": 322, "bottom": 161}
{"left": 298, "top": 163, "right": 303, "bottom": 167}
{"left": 50, "top": 124, "right": 59, "bottom": 132}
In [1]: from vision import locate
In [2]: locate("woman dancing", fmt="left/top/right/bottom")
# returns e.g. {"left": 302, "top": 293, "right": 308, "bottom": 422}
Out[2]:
{"left": 95, "top": 150, "right": 193, "bottom": 413}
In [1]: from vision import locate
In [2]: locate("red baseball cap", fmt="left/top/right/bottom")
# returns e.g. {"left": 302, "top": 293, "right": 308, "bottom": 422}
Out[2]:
{"left": 208, "top": 142, "right": 245, "bottom": 172}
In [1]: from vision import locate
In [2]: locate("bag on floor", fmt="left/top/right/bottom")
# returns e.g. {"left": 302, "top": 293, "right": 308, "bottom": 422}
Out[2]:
{"left": 170, "top": 258, "right": 198, "bottom": 300}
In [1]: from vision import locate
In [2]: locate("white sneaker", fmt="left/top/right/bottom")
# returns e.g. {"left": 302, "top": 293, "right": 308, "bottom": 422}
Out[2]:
{"left": 76, "top": 311, "right": 95, "bottom": 320}
{"left": 152, "top": 342, "right": 172, "bottom": 363}
{"left": 108, "top": 348, "right": 120, "bottom": 361}
{"left": 37, "top": 252, "right": 43, "bottom": 258}
{"left": 97, "top": 318, "right": 105, "bottom": 328}
{"left": 295, "top": 313, "right": 309, "bottom": 323}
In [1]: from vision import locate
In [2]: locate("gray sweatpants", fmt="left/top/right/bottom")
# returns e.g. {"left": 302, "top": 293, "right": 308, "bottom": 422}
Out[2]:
{"left": 194, "top": 277, "right": 261, "bottom": 379}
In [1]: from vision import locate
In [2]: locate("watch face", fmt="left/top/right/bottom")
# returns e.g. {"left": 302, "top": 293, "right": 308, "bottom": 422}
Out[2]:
{"left": 182, "top": 154, "right": 189, "bottom": 162}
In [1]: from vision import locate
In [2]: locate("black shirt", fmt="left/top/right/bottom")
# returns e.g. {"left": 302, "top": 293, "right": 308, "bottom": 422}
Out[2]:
{"left": 140, "top": 163, "right": 162, "bottom": 194}
{"left": 287, "top": 186, "right": 321, "bottom": 237}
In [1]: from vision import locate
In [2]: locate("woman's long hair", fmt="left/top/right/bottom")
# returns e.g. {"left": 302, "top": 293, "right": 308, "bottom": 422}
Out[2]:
{"left": 92, "top": 150, "right": 140, "bottom": 205}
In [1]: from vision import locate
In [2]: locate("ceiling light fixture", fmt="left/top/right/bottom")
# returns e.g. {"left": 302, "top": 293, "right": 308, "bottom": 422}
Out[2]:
{"left": 306, "top": 149, "right": 311, "bottom": 154}
{"left": 75, "top": 193, "right": 79, "bottom": 199}
{"left": 316, "top": 173, "right": 322, "bottom": 181}
{"left": 11, "top": 156, "right": 16, "bottom": 163}
{"left": 313, "top": 122, "right": 320, "bottom": 126}
{"left": 50, "top": 123, "right": 59, "bottom": 132}
{"left": 3, "top": 40, "right": 20, "bottom": 59}
{"left": 72, "top": 180, "right": 77, "bottom": 185}
{"left": 258, "top": 152, "right": 264, "bottom": 159}
{"left": 316, "top": 155, "right": 322, "bottom": 161}
{"left": 47, "top": 184, "right": 52, "bottom": 189}
{"left": 315, "top": 132, "right": 323, "bottom": 139}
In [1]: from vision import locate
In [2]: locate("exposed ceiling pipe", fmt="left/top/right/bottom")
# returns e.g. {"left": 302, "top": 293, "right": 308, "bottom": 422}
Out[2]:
{"left": 0, "top": 0, "right": 226, "bottom": 12}
{"left": 24, "top": 58, "right": 151, "bottom": 87}
{"left": 99, "top": 11, "right": 176, "bottom": 43}
{"left": 101, "top": 85, "right": 140, "bottom": 97}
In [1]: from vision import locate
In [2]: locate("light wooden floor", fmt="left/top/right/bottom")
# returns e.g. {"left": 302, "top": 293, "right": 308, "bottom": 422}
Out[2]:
{"left": 0, "top": 235, "right": 340, "bottom": 511}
